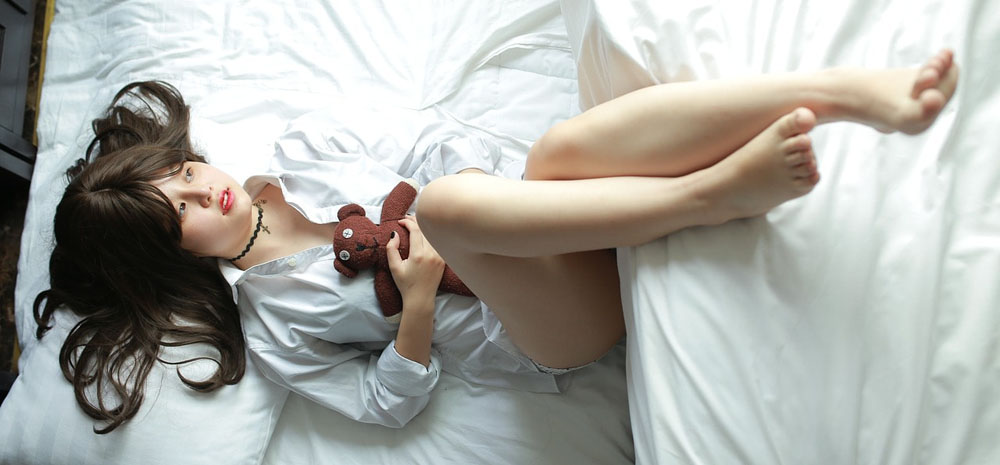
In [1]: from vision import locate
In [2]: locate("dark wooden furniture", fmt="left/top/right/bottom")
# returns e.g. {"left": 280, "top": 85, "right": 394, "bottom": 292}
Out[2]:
{"left": 0, "top": 0, "right": 36, "bottom": 180}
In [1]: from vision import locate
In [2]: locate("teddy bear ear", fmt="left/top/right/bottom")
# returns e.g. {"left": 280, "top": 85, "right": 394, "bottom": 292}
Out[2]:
{"left": 337, "top": 204, "right": 366, "bottom": 221}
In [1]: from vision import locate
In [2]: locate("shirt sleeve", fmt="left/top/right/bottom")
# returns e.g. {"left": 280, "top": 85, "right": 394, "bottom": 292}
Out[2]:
{"left": 248, "top": 337, "right": 442, "bottom": 428}
{"left": 236, "top": 267, "right": 445, "bottom": 428}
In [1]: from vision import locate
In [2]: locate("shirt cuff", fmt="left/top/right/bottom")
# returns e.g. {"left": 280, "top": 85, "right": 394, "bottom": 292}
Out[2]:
{"left": 375, "top": 340, "right": 442, "bottom": 397}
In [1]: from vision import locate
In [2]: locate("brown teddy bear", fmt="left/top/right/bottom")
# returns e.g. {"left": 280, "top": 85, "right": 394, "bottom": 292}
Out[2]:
{"left": 333, "top": 180, "right": 475, "bottom": 322}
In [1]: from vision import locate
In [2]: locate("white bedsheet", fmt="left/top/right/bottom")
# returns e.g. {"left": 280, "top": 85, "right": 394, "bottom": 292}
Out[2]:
{"left": 2, "top": 1, "right": 634, "bottom": 464}
{"left": 561, "top": 1, "right": 1000, "bottom": 464}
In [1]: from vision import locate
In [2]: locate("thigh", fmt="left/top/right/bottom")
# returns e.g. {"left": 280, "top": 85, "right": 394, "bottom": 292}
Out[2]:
{"left": 443, "top": 247, "right": 625, "bottom": 370}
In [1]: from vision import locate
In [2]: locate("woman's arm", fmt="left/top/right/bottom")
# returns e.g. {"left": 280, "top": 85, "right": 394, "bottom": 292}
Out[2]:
{"left": 387, "top": 217, "right": 445, "bottom": 367}
{"left": 248, "top": 342, "right": 437, "bottom": 427}
{"left": 393, "top": 298, "right": 435, "bottom": 366}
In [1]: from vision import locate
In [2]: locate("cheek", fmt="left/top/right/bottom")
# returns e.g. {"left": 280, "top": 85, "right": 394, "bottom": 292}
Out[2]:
{"left": 178, "top": 224, "right": 205, "bottom": 254}
{"left": 178, "top": 215, "right": 215, "bottom": 255}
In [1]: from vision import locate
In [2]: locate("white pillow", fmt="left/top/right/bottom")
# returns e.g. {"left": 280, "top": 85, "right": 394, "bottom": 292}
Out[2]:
{"left": 0, "top": 310, "right": 289, "bottom": 465}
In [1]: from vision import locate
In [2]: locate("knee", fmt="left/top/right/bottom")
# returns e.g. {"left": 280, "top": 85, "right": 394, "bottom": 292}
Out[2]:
{"left": 416, "top": 175, "right": 477, "bottom": 240}
{"left": 525, "top": 121, "right": 581, "bottom": 180}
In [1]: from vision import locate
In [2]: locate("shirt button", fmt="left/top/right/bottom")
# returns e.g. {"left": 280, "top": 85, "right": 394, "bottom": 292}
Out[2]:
{"left": 288, "top": 258, "right": 297, "bottom": 267}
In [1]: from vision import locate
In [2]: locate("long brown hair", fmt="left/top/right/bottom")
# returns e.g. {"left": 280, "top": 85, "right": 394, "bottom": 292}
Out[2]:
{"left": 33, "top": 82, "right": 246, "bottom": 433}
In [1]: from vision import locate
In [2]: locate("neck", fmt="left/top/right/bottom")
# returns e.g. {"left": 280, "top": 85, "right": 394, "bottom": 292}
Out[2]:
{"left": 228, "top": 185, "right": 338, "bottom": 268}
{"left": 229, "top": 200, "right": 267, "bottom": 262}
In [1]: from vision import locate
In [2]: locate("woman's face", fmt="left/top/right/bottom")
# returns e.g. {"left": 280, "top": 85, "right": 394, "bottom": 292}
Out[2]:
{"left": 153, "top": 161, "right": 255, "bottom": 258}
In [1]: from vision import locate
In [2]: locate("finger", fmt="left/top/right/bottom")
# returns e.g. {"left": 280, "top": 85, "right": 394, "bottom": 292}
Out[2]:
{"left": 399, "top": 217, "right": 420, "bottom": 233}
{"left": 386, "top": 230, "right": 404, "bottom": 269}
{"left": 399, "top": 218, "right": 425, "bottom": 249}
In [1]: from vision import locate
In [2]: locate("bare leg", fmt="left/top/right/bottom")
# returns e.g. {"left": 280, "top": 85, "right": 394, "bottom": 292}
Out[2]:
{"left": 421, "top": 110, "right": 817, "bottom": 258}
{"left": 526, "top": 49, "right": 959, "bottom": 180}
{"left": 440, "top": 250, "right": 625, "bottom": 369}
{"left": 422, "top": 109, "right": 818, "bottom": 367}
{"left": 419, "top": 51, "right": 959, "bottom": 369}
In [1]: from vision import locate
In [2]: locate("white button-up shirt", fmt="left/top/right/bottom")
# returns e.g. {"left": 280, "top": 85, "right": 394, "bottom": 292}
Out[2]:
{"left": 219, "top": 105, "right": 560, "bottom": 428}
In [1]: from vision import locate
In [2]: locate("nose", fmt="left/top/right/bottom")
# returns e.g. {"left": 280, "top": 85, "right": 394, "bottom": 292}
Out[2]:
{"left": 181, "top": 185, "right": 213, "bottom": 208}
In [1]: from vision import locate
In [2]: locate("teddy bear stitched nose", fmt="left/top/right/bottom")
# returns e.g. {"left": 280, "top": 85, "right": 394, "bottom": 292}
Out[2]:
{"left": 355, "top": 238, "right": 379, "bottom": 252}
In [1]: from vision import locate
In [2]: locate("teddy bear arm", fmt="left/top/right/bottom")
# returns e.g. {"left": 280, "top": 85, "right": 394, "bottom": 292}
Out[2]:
{"left": 380, "top": 182, "right": 418, "bottom": 222}
{"left": 440, "top": 265, "right": 476, "bottom": 297}
{"left": 374, "top": 269, "right": 404, "bottom": 320}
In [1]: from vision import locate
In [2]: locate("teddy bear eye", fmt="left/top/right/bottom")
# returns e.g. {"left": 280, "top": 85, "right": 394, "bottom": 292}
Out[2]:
{"left": 339, "top": 250, "right": 351, "bottom": 261}
{"left": 342, "top": 228, "right": 353, "bottom": 239}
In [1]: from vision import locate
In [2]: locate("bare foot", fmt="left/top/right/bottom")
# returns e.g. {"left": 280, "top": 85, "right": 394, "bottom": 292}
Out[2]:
{"left": 842, "top": 49, "right": 960, "bottom": 134}
{"left": 702, "top": 108, "right": 820, "bottom": 221}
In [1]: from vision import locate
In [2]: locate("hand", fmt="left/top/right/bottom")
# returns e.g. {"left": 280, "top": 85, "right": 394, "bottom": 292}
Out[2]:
{"left": 386, "top": 217, "right": 445, "bottom": 307}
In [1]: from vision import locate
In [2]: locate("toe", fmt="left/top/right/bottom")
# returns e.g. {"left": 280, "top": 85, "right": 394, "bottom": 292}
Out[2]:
{"left": 809, "top": 171, "right": 821, "bottom": 184}
{"left": 919, "top": 89, "right": 946, "bottom": 117}
{"left": 795, "top": 171, "right": 821, "bottom": 190}
{"left": 928, "top": 56, "right": 946, "bottom": 75}
{"left": 778, "top": 108, "right": 816, "bottom": 137}
{"left": 792, "top": 161, "right": 814, "bottom": 178}
{"left": 785, "top": 151, "right": 808, "bottom": 165}
{"left": 939, "top": 48, "right": 954, "bottom": 70}
{"left": 912, "top": 67, "right": 940, "bottom": 98}
{"left": 782, "top": 134, "right": 812, "bottom": 153}
{"left": 940, "top": 62, "right": 960, "bottom": 96}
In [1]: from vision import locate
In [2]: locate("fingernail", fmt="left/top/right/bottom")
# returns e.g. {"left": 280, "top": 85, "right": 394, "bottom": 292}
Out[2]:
{"left": 390, "top": 231, "right": 396, "bottom": 239}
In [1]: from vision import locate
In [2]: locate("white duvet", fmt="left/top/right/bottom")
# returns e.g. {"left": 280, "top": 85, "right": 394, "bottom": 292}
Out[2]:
{"left": 562, "top": 1, "right": 1000, "bottom": 464}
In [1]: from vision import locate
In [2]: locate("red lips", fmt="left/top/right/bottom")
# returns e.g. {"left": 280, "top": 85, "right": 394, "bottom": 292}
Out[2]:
{"left": 220, "top": 188, "right": 233, "bottom": 214}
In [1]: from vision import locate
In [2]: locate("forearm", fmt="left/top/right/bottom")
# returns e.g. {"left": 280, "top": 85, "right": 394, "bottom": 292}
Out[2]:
{"left": 392, "top": 295, "right": 436, "bottom": 367}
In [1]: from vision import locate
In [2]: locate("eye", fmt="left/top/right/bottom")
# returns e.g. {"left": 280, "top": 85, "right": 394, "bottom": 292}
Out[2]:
{"left": 178, "top": 202, "right": 187, "bottom": 219}
{"left": 184, "top": 166, "right": 194, "bottom": 182}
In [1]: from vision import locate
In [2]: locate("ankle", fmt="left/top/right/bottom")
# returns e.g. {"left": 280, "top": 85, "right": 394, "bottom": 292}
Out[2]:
{"left": 685, "top": 167, "right": 741, "bottom": 226}
{"left": 810, "top": 68, "right": 860, "bottom": 122}
{"left": 819, "top": 67, "right": 889, "bottom": 125}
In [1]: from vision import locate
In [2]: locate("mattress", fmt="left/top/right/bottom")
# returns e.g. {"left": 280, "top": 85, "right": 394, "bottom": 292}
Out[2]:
{"left": 0, "top": 2, "right": 634, "bottom": 464}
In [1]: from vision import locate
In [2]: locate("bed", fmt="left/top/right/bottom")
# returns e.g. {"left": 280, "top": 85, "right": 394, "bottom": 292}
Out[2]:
{"left": 2, "top": 1, "right": 998, "bottom": 464}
